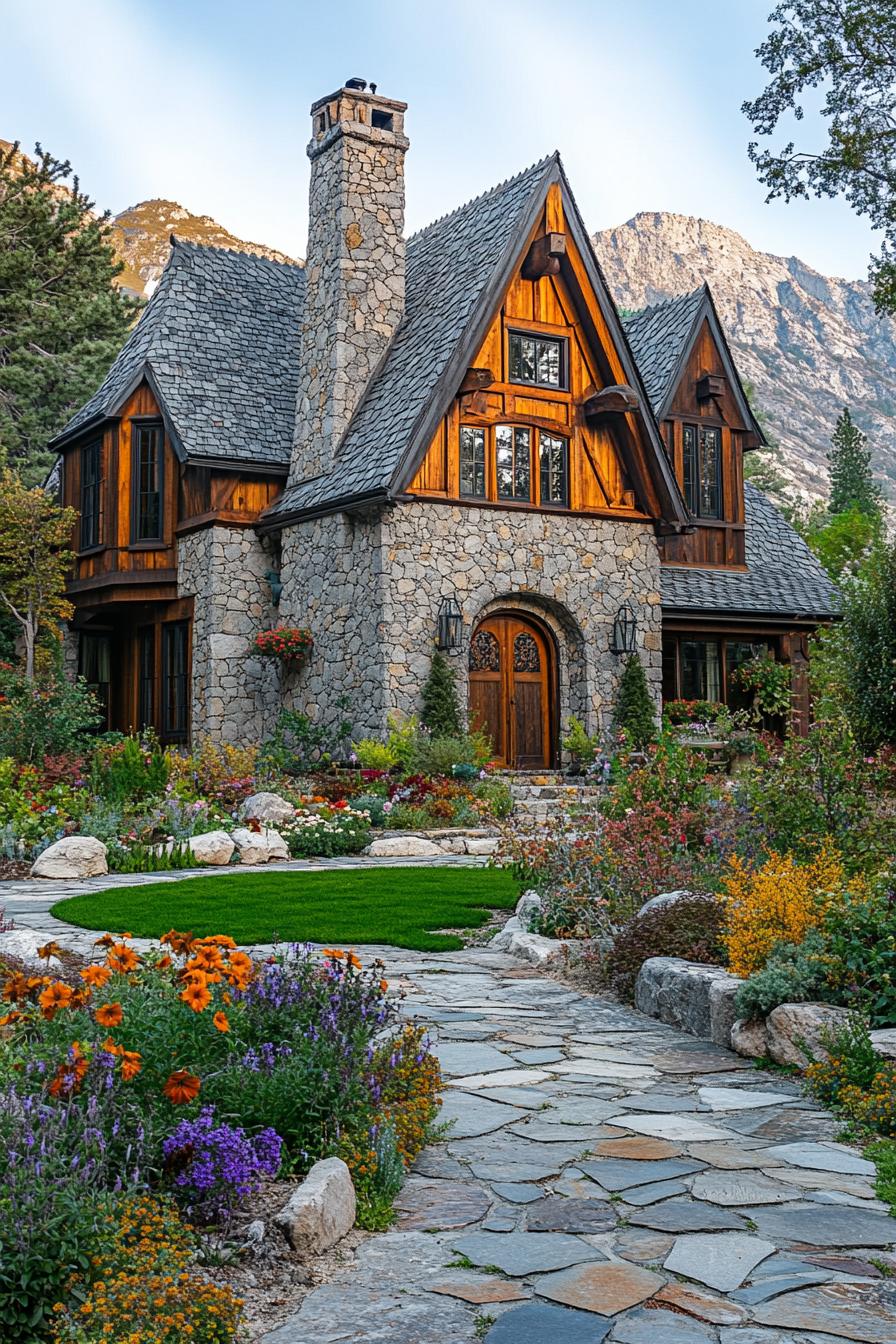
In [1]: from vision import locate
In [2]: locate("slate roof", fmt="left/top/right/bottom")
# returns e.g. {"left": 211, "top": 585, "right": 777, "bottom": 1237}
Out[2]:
{"left": 622, "top": 288, "right": 705, "bottom": 417}
{"left": 55, "top": 240, "right": 304, "bottom": 468}
{"left": 269, "top": 156, "right": 556, "bottom": 517}
{"left": 662, "top": 483, "right": 840, "bottom": 619}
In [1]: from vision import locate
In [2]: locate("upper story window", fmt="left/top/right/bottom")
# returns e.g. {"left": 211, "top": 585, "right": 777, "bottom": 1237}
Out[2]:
{"left": 80, "top": 439, "right": 102, "bottom": 550}
{"left": 683, "top": 424, "right": 721, "bottom": 518}
{"left": 132, "top": 422, "right": 164, "bottom": 542}
{"left": 460, "top": 423, "right": 568, "bottom": 509}
{"left": 508, "top": 331, "right": 566, "bottom": 389}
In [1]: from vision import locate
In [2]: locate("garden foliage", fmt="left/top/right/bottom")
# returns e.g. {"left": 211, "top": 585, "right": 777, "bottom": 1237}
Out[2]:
{"left": 601, "top": 895, "right": 727, "bottom": 1001}
{"left": 420, "top": 651, "right": 462, "bottom": 738}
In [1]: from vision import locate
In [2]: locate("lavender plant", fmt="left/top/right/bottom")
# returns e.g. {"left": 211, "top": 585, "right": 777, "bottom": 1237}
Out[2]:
{"left": 162, "top": 1106, "right": 281, "bottom": 1226}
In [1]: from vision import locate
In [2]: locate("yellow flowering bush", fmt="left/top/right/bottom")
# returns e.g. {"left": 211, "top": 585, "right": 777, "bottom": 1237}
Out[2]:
{"left": 50, "top": 1195, "right": 241, "bottom": 1343}
{"left": 721, "top": 843, "right": 853, "bottom": 978}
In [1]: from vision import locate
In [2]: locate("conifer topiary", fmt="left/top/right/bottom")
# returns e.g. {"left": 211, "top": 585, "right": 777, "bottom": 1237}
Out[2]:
{"left": 614, "top": 654, "right": 656, "bottom": 750}
{"left": 421, "top": 651, "right": 462, "bottom": 737}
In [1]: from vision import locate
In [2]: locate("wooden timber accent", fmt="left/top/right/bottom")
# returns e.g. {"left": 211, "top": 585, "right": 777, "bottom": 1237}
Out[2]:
{"left": 459, "top": 367, "right": 496, "bottom": 393}
{"left": 406, "top": 185, "right": 650, "bottom": 518}
{"left": 583, "top": 384, "right": 640, "bottom": 417}
{"left": 658, "top": 315, "right": 750, "bottom": 568}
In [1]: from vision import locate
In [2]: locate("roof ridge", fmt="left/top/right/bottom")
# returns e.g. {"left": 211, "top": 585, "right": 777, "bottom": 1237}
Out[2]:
{"left": 407, "top": 152, "right": 557, "bottom": 244}
{"left": 169, "top": 234, "right": 304, "bottom": 270}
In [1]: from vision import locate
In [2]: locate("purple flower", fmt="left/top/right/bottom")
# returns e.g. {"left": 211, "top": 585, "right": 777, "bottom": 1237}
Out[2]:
{"left": 162, "top": 1106, "right": 282, "bottom": 1225}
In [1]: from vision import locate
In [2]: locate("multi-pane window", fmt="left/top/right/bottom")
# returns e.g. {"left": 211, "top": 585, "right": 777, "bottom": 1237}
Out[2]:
{"left": 162, "top": 621, "right": 189, "bottom": 742}
{"left": 78, "top": 634, "right": 110, "bottom": 731}
{"left": 459, "top": 426, "right": 486, "bottom": 498}
{"left": 682, "top": 424, "right": 721, "bottom": 518}
{"left": 662, "top": 635, "right": 772, "bottom": 711}
{"left": 496, "top": 425, "right": 531, "bottom": 501}
{"left": 508, "top": 331, "right": 565, "bottom": 389}
{"left": 132, "top": 423, "right": 163, "bottom": 541}
{"left": 80, "top": 440, "right": 102, "bottom": 550}
{"left": 539, "top": 432, "right": 568, "bottom": 506}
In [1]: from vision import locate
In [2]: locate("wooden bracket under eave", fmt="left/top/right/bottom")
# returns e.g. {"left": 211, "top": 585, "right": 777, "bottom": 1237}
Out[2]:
{"left": 459, "top": 367, "right": 495, "bottom": 393}
{"left": 583, "top": 384, "right": 640, "bottom": 418}
{"left": 521, "top": 232, "right": 567, "bottom": 280}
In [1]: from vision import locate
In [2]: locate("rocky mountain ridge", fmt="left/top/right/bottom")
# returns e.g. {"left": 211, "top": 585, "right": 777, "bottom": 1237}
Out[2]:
{"left": 593, "top": 212, "right": 896, "bottom": 505}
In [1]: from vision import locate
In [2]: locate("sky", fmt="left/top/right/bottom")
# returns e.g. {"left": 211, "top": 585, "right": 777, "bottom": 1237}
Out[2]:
{"left": 3, "top": 0, "right": 879, "bottom": 281}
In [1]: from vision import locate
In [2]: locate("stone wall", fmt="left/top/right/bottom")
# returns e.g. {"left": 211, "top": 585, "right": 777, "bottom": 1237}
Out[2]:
{"left": 177, "top": 525, "right": 280, "bottom": 743}
{"left": 277, "top": 499, "right": 663, "bottom": 752}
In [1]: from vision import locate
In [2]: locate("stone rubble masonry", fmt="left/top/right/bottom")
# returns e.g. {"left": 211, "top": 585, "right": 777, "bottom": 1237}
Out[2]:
{"left": 177, "top": 524, "right": 280, "bottom": 744}
{"left": 290, "top": 85, "right": 409, "bottom": 483}
{"left": 279, "top": 498, "right": 663, "bottom": 754}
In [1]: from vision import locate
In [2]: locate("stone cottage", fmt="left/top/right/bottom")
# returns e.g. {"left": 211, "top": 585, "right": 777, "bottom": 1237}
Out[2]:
{"left": 50, "top": 79, "right": 838, "bottom": 767}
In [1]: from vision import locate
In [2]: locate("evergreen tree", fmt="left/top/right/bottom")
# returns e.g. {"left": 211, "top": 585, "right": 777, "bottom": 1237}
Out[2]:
{"left": 0, "top": 141, "right": 139, "bottom": 485}
{"left": 421, "top": 650, "right": 462, "bottom": 737}
{"left": 827, "top": 408, "right": 881, "bottom": 518}
{"left": 614, "top": 654, "right": 657, "bottom": 751}
{"left": 830, "top": 538, "right": 896, "bottom": 751}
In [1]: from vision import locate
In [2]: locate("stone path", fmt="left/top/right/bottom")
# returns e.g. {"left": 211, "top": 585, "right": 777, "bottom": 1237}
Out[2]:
{"left": 5, "top": 874, "right": 896, "bottom": 1343}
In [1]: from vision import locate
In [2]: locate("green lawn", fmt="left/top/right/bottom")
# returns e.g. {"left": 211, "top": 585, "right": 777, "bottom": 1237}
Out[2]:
{"left": 51, "top": 866, "right": 520, "bottom": 951}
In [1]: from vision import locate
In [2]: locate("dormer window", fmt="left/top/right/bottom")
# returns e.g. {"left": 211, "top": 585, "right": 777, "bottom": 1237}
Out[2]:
{"left": 132, "top": 422, "right": 164, "bottom": 542}
{"left": 80, "top": 439, "right": 102, "bottom": 550}
{"left": 683, "top": 424, "right": 721, "bottom": 519}
{"left": 508, "top": 331, "right": 566, "bottom": 389}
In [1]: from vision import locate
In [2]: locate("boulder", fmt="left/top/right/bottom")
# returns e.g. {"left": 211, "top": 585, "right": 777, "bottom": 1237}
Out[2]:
{"left": 870, "top": 1028, "right": 896, "bottom": 1060}
{"left": 31, "top": 835, "right": 108, "bottom": 880}
{"left": 515, "top": 890, "right": 543, "bottom": 929}
{"left": 188, "top": 831, "right": 235, "bottom": 866}
{"left": 241, "top": 792, "right": 296, "bottom": 826}
{"left": 438, "top": 836, "right": 467, "bottom": 855}
{"left": 465, "top": 836, "right": 500, "bottom": 855}
{"left": 233, "top": 827, "right": 288, "bottom": 864}
{"left": 731, "top": 1018, "right": 770, "bottom": 1060}
{"left": 274, "top": 1157, "right": 356, "bottom": 1254}
{"left": 0, "top": 928, "right": 63, "bottom": 970}
{"left": 634, "top": 957, "right": 744, "bottom": 1047}
{"left": 491, "top": 918, "right": 565, "bottom": 965}
{"left": 765, "top": 1003, "right": 850, "bottom": 1068}
{"left": 366, "top": 835, "right": 442, "bottom": 858}
{"left": 638, "top": 889, "right": 699, "bottom": 918}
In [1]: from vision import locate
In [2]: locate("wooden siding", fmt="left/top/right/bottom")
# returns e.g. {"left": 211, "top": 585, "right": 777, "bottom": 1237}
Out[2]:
{"left": 659, "top": 317, "right": 749, "bottom": 568}
{"left": 406, "top": 184, "right": 650, "bottom": 521}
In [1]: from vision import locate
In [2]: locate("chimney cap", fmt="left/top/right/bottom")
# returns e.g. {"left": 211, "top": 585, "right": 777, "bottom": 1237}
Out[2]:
{"left": 344, "top": 76, "right": 367, "bottom": 91}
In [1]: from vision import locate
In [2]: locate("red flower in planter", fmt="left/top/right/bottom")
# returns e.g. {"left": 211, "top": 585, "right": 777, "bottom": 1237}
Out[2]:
{"left": 253, "top": 627, "right": 313, "bottom": 666}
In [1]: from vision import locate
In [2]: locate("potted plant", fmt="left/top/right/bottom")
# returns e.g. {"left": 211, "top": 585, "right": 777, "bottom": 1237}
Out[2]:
{"left": 253, "top": 627, "right": 313, "bottom": 669}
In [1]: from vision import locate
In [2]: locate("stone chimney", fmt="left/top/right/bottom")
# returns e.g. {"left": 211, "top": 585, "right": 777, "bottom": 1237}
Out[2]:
{"left": 290, "top": 79, "right": 409, "bottom": 483}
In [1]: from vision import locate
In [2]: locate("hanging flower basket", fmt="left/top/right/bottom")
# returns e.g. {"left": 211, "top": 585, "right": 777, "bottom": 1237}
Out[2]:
{"left": 253, "top": 627, "right": 313, "bottom": 668}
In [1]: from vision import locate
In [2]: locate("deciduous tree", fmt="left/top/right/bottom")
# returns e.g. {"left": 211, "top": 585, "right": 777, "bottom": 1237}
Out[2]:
{"left": 0, "top": 468, "right": 76, "bottom": 678}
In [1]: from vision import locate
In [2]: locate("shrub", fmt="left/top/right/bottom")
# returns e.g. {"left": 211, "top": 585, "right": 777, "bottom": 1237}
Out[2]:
{"left": 803, "top": 1015, "right": 884, "bottom": 1114}
{"left": 0, "top": 668, "right": 101, "bottom": 762}
{"left": 420, "top": 652, "right": 462, "bottom": 737}
{"left": 732, "top": 654, "right": 793, "bottom": 719}
{"left": 279, "top": 807, "right": 371, "bottom": 857}
{"left": 721, "top": 844, "right": 851, "bottom": 978}
{"left": 734, "top": 929, "right": 834, "bottom": 1019}
{"left": 385, "top": 713, "right": 421, "bottom": 772}
{"left": 601, "top": 895, "right": 727, "bottom": 1001}
{"left": 162, "top": 1106, "right": 281, "bottom": 1226}
{"left": 166, "top": 737, "right": 258, "bottom": 808}
{"left": 92, "top": 736, "right": 169, "bottom": 805}
{"left": 414, "top": 729, "right": 491, "bottom": 776}
{"left": 355, "top": 792, "right": 390, "bottom": 826}
{"left": 106, "top": 841, "right": 196, "bottom": 874}
{"left": 614, "top": 654, "right": 656, "bottom": 751}
{"left": 561, "top": 716, "right": 600, "bottom": 767}
{"left": 829, "top": 537, "right": 896, "bottom": 750}
{"left": 49, "top": 1194, "right": 242, "bottom": 1343}
{"left": 820, "top": 869, "right": 896, "bottom": 1026}
{"left": 352, "top": 738, "right": 398, "bottom": 770}
{"left": 260, "top": 704, "right": 353, "bottom": 774}
{"left": 471, "top": 777, "right": 513, "bottom": 819}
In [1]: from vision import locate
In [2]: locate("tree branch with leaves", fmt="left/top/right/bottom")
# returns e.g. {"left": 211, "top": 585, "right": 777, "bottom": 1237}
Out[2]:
{"left": 0, "top": 469, "right": 76, "bottom": 678}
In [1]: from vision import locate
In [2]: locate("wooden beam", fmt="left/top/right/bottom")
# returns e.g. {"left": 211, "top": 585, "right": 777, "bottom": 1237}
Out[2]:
{"left": 459, "top": 367, "right": 495, "bottom": 393}
{"left": 697, "top": 372, "right": 726, "bottom": 401}
{"left": 583, "top": 384, "right": 640, "bottom": 418}
{"left": 521, "top": 232, "right": 566, "bottom": 280}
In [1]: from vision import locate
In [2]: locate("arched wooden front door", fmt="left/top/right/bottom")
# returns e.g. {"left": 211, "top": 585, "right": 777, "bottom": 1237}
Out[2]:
{"left": 468, "top": 615, "right": 555, "bottom": 769}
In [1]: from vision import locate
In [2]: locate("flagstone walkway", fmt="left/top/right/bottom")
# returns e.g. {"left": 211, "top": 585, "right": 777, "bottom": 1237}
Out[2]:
{"left": 5, "top": 874, "right": 896, "bottom": 1342}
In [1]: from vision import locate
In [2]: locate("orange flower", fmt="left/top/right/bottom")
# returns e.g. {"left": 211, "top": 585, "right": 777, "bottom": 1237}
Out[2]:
{"left": 180, "top": 983, "right": 212, "bottom": 1013}
{"left": 347, "top": 952, "right": 362, "bottom": 971}
{"left": 106, "top": 944, "right": 140, "bottom": 974}
{"left": 379, "top": 979, "right": 389, "bottom": 992}
{"left": 156, "top": 954, "right": 173, "bottom": 971}
{"left": 322, "top": 948, "right": 346, "bottom": 960}
{"left": 37, "top": 940, "right": 63, "bottom": 960}
{"left": 101, "top": 1036, "right": 121, "bottom": 1056}
{"left": 161, "top": 929, "right": 195, "bottom": 956}
{"left": 94, "top": 934, "right": 116, "bottom": 949}
{"left": 2, "top": 973, "right": 31, "bottom": 1003}
{"left": 119, "top": 1048, "right": 142, "bottom": 1081}
{"left": 80, "top": 965, "right": 112, "bottom": 988}
{"left": 181, "top": 967, "right": 208, "bottom": 987}
{"left": 48, "top": 1043, "right": 88, "bottom": 1096}
{"left": 196, "top": 934, "right": 236, "bottom": 949}
{"left": 95, "top": 1002, "right": 123, "bottom": 1028}
{"left": 0, "top": 1010, "right": 21, "bottom": 1027}
{"left": 38, "top": 982, "right": 74, "bottom": 1020}
{"left": 163, "top": 1069, "right": 201, "bottom": 1104}
{"left": 212, "top": 1011, "right": 230, "bottom": 1033}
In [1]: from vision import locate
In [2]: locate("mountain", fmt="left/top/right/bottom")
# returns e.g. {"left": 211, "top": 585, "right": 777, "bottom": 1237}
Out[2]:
{"left": 109, "top": 200, "right": 298, "bottom": 297}
{"left": 593, "top": 212, "right": 896, "bottom": 506}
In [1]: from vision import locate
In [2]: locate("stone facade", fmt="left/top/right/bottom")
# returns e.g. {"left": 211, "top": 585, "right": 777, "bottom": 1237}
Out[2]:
{"left": 177, "top": 524, "right": 280, "bottom": 743}
{"left": 279, "top": 499, "right": 662, "bottom": 752}
{"left": 290, "top": 87, "right": 409, "bottom": 483}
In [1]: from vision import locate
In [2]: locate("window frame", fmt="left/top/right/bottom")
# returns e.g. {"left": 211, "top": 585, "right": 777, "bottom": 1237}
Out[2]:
{"left": 662, "top": 633, "right": 776, "bottom": 710}
{"left": 137, "top": 626, "right": 156, "bottom": 731}
{"left": 161, "top": 620, "right": 190, "bottom": 743}
{"left": 495, "top": 424, "right": 532, "bottom": 502}
{"left": 79, "top": 438, "right": 103, "bottom": 552}
{"left": 130, "top": 419, "right": 165, "bottom": 545}
{"left": 682, "top": 422, "right": 723, "bottom": 520}
{"left": 507, "top": 329, "right": 568, "bottom": 391}
{"left": 459, "top": 425, "right": 487, "bottom": 499}
{"left": 538, "top": 430, "right": 569, "bottom": 509}
{"left": 458, "top": 422, "right": 569, "bottom": 510}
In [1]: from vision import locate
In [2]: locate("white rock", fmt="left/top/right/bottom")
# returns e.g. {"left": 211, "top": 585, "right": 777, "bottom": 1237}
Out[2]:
{"left": 503, "top": 930, "right": 565, "bottom": 967}
{"left": 366, "top": 835, "right": 442, "bottom": 857}
{"left": 731, "top": 1017, "right": 769, "bottom": 1059}
{"left": 465, "top": 837, "right": 499, "bottom": 855}
{"left": 31, "top": 835, "right": 108, "bottom": 879}
{"left": 274, "top": 1157, "right": 356, "bottom": 1253}
{"left": 870, "top": 1028, "right": 896, "bottom": 1060}
{"left": 265, "top": 829, "right": 290, "bottom": 861}
{"left": 491, "top": 916, "right": 523, "bottom": 950}
{"left": 188, "top": 831, "right": 235, "bottom": 866}
{"left": 0, "top": 928, "right": 63, "bottom": 969}
{"left": 638, "top": 889, "right": 700, "bottom": 917}
{"left": 765, "top": 1002, "right": 849, "bottom": 1068}
{"left": 232, "top": 827, "right": 272, "bottom": 864}
{"left": 438, "top": 836, "right": 467, "bottom": 855}
{"left": 241, "top": 792, "right": 296, "bottom": 825}
{"left": 515, "top": 890, "right": 543, "bottom": 927}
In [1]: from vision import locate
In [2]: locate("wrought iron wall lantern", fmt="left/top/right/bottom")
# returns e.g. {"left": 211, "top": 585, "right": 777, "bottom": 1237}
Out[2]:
{"left": 265, "top": 568, "right": 284, "bottom": 608}
{"left": 610, "top": 602, "right": 637, "bottom": 656}
{"left": 436, "top": 597, "right": 463, "bottom": 651}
